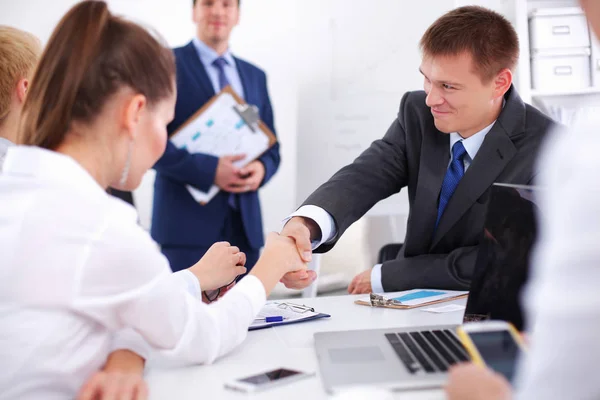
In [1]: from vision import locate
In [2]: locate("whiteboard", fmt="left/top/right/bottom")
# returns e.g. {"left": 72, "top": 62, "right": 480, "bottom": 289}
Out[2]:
{"left": 294, "top": 0, "right": 456, "bottom": 217}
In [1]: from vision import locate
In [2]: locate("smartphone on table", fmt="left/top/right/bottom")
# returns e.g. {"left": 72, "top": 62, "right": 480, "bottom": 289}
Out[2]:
{"left": 457, "top": 320, "right": 526, "bottom": 382}
{"left": 224, "top": 368, "right": 314, "bottom": 393}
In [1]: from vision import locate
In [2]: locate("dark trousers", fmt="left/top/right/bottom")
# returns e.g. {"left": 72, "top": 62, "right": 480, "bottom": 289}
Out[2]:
{"left": 161, "top": 209, "right": 260, "bottom": 278}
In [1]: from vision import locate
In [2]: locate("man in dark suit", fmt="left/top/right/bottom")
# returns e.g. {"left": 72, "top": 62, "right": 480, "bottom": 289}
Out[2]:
{"left": 280, "top": 6, "right": 554, "bottom": 293}
{"left": 151, "top": 0, "right": 280, "bottom": 276}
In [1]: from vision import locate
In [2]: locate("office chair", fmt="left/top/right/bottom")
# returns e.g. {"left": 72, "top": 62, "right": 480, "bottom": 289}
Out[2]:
{"left": 377, "top": 243, "right": 403, "bottom": 264}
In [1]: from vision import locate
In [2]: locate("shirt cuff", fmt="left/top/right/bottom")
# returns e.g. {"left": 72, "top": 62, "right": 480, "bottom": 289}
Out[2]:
{"left": 173, "top": 270, "right": 202, "bottom": 300}
{"left": 371, "top": 264, "right": 384, "bottom": 293}
{"left": 230, "top": 274, "right": 267, "bottom": 317}
{"left": 282, "top": 205, "right": 338, "bottom": 250}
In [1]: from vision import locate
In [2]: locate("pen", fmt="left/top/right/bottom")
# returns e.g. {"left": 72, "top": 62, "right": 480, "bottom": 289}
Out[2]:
{"left": 255, "top": 316, "right": 285, "bottom": 323}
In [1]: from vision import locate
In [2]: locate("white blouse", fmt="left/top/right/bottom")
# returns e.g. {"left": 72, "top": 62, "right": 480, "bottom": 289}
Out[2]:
{"left": 0, "top": 147, "right": 266, "bottom": 399}
{"left": 0, "top": 137, "right": 14, "bottom": 172}
{"left": 515, "top": 115, "right": 600, "bottom": 399}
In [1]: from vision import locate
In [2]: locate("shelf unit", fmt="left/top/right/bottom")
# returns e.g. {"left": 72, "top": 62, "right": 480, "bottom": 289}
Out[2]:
{"left": 506, "top": 0, "right": 600, "bottom": 115}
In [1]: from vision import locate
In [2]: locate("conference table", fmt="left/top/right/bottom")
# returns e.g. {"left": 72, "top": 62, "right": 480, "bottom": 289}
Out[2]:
{"left": 146, "top": 293, "right": 467, "bottom": 399}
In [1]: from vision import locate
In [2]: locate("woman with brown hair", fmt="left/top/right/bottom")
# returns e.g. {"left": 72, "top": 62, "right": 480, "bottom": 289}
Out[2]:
{"left": 0, "top": 1, "right": 305, "bottom": 398}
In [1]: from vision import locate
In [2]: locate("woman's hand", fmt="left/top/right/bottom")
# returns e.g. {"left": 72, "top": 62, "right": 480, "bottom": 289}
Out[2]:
{"left": 78, "top": 350, "right": 147, "bottom": 400}
{"left": 249, "top": 233, "right": 308, "bottom": 296}
{"left": 188, "top": 242, "right": 246, "bottom": 291}
{"left": 78, "top": 371, "right": 148, "bottom": 400}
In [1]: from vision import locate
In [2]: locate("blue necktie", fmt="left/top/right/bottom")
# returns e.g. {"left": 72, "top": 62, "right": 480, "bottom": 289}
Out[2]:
{"left": 213, "top": 57, "right": 239, "bottom": 209}
{"left": 212, "top": 57, "right": 230, "bottom": 91}
{"left": 435, "top": 141, "right": 467, "bottom": 230}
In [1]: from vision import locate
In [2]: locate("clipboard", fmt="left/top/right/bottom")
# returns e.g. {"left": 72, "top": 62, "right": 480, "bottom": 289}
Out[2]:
{"left": 355, "top": 290, "right": 468, "bottom": 310}
{"left": 169, "top": 86, "right": 277, "bottom": 205}
{"left": 248, "top": 301, "right": 331, "bottom": 331}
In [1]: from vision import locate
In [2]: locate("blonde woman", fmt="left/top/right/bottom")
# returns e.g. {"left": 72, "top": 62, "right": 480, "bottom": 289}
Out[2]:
{"left": 0, "top": 26, "right": 40, "bottom": 170}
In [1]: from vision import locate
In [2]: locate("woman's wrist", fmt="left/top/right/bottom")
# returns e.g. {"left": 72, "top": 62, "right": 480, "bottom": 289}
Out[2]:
{"left": 103, "top": 350, "right": 145, "bottom": 374}
{"left": 188, "top": 265, "right": 216, "bottom": 291}
{"left": 249, "top": 261, "right": 280, "bottom": 297}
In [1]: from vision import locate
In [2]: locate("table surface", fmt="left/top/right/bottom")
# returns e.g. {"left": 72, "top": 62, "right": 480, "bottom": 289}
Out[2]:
{"left": 146, "top": 294, "right": 467, "bottom": 399}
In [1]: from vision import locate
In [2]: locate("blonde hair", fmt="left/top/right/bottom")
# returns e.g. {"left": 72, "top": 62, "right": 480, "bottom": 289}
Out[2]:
{"left": 0, "top": 26, "right": 41, "bottom": 122}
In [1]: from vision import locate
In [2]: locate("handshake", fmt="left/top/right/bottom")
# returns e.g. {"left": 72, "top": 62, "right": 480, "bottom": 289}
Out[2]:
{"left": 188, "top": 217, "right": 319, "bottom": 298}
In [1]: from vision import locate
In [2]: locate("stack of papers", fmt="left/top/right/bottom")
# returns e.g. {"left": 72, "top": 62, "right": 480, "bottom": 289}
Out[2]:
{"left": 249, "top": 302, "right": 330, "bottom": 331}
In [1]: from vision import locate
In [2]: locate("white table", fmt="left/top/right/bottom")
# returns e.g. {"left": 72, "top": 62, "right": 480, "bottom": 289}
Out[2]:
{"left": 146, "top": 294, "right": 467, "bottom": 399}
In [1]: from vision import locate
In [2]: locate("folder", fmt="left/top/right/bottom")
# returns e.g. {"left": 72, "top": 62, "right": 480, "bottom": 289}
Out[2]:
{"left": 249, "top": 301, "right": 330, "bottom": 331}
{"left": 355, "top": 289, "right": 468, "bottom": 309}
{"left": 169, "top": 86, "right": 277, "bottom": 205}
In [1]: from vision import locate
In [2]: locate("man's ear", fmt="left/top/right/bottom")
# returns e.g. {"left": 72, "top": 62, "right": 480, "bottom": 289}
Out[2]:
{"left": 123, "top": 94, "right": 147, "bottom": 141}
{"left": 493, "top": 68, "right": 513, "bottom": 99}
{"left": 15, "top": 78, "right": 29, "bottom": 104}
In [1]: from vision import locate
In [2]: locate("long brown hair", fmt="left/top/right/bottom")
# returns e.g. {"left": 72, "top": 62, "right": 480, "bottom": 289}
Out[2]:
{"left": 19, "top": 0, "right": 175, "bottom": 149}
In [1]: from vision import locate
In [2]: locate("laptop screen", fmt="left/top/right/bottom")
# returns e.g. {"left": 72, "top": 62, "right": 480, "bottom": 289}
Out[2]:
{"left": 464, "top": 183, "right": 541, "bottom": 331}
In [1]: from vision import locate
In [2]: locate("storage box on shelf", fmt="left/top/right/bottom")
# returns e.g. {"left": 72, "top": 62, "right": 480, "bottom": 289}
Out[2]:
{"left": 529, "top": 7, "right": 593, "bottom": 93}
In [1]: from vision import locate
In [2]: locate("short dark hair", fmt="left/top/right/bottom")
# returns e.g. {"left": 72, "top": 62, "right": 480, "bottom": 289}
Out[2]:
{"left": 193, "top": 0, "right": 240, "bottom": 6}
{"left": 420, "top": 6, "right": 519, "bottom": 82}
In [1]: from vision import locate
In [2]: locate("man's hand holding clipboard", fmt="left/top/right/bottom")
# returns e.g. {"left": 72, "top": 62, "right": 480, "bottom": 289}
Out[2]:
{"left": 169, "top": 86, "right": 277, "bottom": 205}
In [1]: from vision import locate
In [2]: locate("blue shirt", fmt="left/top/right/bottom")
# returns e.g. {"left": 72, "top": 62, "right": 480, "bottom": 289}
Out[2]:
{"left": 192, "top": 38, "right": 245, "bottom": 100}
{"left": 449, "top": 120, "right": 495, "bottom": 172}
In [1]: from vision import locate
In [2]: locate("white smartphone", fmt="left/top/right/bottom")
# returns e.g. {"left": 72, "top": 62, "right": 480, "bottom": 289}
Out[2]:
{"left": 457, "top": 320, "right": 526, "bottom": 383}
{"left": 224, "top": 368, "right": 314, "bottom": 393}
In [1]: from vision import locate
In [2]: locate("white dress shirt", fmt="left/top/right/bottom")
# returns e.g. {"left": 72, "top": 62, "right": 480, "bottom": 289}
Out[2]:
{"left": 0, "top": 147, "right": 266, "bottom": 399}
{"left": 192, "top": 37, "right": 245, "bottom": 99}
{"left": 286, "top": 121, "right": 496, "bottom": 292}
{"left": 0, "top": 137, "right": 14, "bottom": 172}
{"left": 512, "top": 116, "right": 600, "bottom": 398}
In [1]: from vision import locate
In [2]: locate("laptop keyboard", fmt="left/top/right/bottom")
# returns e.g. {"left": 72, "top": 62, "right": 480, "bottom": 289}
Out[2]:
{"left": 385, "top": 329, "right": 469, "bottom": 374}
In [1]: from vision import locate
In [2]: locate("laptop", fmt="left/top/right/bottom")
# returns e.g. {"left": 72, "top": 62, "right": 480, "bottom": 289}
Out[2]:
{"left": 314, "top": 183, "right": 541, "bottom": 392}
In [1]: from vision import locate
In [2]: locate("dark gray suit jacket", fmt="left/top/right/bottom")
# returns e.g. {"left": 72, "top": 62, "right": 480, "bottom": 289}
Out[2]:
{"left": 303, "top": 86, "right": 555, "bottom": 291}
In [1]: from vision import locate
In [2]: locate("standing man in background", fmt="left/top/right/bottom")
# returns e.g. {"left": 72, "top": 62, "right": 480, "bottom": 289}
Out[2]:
{"left": 152, "top": 0, "right": 280, "bottom": 279}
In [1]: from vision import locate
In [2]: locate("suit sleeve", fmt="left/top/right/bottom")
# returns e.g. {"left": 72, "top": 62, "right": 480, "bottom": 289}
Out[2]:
{"left": 302, "top": 93, "right": 413, "bottom": 253}
{"left": 256, "top": 72, "right": 280, "bottom": 186}
{"left": 153, "top": 140, "right": 219, "bottom": 193}
{"left": 380, "top": 246, "right": 479, "bottom": 291}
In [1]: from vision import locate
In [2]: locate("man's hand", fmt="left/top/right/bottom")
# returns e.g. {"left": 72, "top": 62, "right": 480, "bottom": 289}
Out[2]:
{"left": 188, "top": 242, "right": 246, "bottom": 291}
{"left": 215, "top": 154, "right": 246, "bottom": 192}
{"left": 279, "top": 217, "right": 320, "bottom": 289}
{"left": 445, "top": 363, "right": 512, "bottom": 400}
{"left": 78, "top": 350, "right": 147, "bottom": 400}
{"left": 235, "top": 160, "right": 265, "bottom": 192}
{"left": 348, "top": 269, "right": 373, "bottom": 294}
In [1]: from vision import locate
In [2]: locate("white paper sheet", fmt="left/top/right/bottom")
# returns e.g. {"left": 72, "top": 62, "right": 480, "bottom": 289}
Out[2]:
{"left": 250, "top": 302, "right": 320, "bottom": 329}
{"left": 170, "top": 92, "right": 271, "bottom": 204}
{"left": 422, "top": 304, "right": 466, "bottom": 314}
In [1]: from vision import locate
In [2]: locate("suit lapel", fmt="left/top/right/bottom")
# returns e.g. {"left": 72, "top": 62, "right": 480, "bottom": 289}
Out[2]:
{"left": 409, "top": 126, "right": 450, "bottom": 253}
{"left": 430, "top": 123, "right": 517, "bottom": 248}
{"left": 234, "top": 57, "right": 251, "bottom": 103}
{"left": 183, "top": 41, "right": 215, "bottom": 98}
